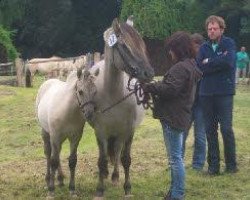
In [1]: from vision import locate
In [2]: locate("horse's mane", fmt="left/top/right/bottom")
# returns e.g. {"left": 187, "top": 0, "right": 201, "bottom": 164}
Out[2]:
{"left": 66, "top": 70, "right": 77, "bottom": 83}
{"left": 120, "top": 23, "right": 147, "bottom": 57}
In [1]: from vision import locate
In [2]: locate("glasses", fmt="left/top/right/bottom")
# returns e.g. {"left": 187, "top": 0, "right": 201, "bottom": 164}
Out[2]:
{"left": 208, "top": 27, "right": 221, "bottom": 32}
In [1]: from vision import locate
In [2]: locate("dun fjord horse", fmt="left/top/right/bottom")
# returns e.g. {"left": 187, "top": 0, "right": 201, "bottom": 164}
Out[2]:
{"left": 89, "top": 18, "right": 154, "bottom": 199}
{"left": 36, "top": 69, "right": 98, "bottom": 198}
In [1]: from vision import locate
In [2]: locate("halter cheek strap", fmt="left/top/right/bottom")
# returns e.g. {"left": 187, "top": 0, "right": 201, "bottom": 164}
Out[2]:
{"left": 114, "top": 43, "right": 137, "bottom": 77}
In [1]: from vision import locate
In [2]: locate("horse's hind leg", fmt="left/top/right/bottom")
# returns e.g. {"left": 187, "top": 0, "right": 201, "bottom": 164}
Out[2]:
{"left": 68, "top": 133, "right": 82, "bottom": 196}
{"left": 95, "top": 137, "right": 108, "bottom": 198}
{"left": 121, "top": 133, "right": 134, "bottom": 196}
{"left": 48, "top": 140, "right": 61, "bottom": 197}
{"left": 42, "top": 129, "right": 51, "bottom": 188}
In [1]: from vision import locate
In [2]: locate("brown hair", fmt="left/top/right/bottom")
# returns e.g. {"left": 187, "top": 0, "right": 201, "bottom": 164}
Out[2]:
{"left": 191, "top": 33, "right": 204, "bottom": 46}
{"left": 205, "top": 15, "right": 226, "bottom": 30}
{"left": 165, "top": 31, "right": 196, "bottom": 61}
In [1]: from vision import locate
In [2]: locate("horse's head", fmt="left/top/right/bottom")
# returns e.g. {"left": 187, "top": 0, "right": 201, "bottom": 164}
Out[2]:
{"left": 103, "top": 18, "right": 154, "bottom": 83}
{"left": 76, "top": 69, "right": 98, "bottom": 121}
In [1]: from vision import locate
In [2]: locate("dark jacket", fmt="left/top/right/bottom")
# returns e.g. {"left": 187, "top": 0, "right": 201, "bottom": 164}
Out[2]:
{"left": 197, "top": 36, "right": 236, "bottom": 96}
{"left": 148, "top": 58, "right": 202, "bottom": 131}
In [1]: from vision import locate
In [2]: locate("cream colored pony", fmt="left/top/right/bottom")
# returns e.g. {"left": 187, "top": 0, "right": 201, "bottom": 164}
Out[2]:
{"left": 36, "top": 69, "right": 98, "bottom": 198}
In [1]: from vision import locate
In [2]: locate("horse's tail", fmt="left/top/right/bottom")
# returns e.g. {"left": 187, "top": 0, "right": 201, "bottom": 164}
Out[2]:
{"left": 108, "top": 136, "right": 116, "bottom": 165}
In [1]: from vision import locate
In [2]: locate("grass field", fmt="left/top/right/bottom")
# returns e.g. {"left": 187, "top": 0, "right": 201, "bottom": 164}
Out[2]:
{"left": 0, "top": 76, "right": 250, "bottom": 200}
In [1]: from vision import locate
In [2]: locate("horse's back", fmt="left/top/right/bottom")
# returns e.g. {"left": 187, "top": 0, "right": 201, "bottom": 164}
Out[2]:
{"left": 36, "top": 79, "right": 65, "bottom": 133}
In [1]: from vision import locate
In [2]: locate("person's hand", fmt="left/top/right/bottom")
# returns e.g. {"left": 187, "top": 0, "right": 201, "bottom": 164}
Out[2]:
{"left": 141, "top": 83, "right": 154, "bottom": 94}
{"left": 202, "top": 58, "right": 209, "bottom": 64}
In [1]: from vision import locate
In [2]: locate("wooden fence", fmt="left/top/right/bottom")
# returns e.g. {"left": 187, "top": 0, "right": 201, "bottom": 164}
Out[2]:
{"left": 0, "top": 58, "right": 29, "bottom": 87}
{"left": 0, "top": 52, "right": 103, "bottom": 87}
{"left": 0, "top": 62, "right": 15, "bottom": 76}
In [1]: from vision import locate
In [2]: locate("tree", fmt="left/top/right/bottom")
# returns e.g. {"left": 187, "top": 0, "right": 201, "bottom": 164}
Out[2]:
{"left": 12, "top": 0, "right": 119, "bottom": 58}
{"left": 0, "top": 0, "right": 28, "bottom": 28}
{"left": 0, "top": 26, "right": 18, "bottom": 61}
{"left": 120, "top": 0, "right": 188, "bottom": 39}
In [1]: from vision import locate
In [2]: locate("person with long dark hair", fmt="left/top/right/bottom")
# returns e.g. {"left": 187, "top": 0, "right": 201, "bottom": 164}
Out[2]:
{"left": 143, "top": 31, "right": 202, "bottom": 200}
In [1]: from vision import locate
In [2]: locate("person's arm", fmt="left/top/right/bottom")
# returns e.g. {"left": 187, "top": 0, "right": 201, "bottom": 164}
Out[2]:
{"left": 245, "top": 53, "right": 249, "bottom": 63}
{"left": 198, "top": 38, "right": 236, "bottom": 75}
{"left": 145, "top": 63, "right": 187, "bottom": 99}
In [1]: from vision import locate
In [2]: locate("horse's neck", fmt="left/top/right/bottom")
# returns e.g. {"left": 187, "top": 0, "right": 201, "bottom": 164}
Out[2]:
{"left": 103, "top": 48, "right": 125, "bottom": 96}
{"left": 65, "top": 74, "right": 80, "bottom": 109}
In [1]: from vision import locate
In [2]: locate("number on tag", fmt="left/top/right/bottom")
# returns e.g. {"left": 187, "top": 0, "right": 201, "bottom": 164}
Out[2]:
{"left": 108, "top": 33, "right": 118, "bottom": 47}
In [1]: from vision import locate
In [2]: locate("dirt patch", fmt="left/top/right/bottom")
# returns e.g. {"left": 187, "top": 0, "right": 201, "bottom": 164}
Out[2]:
{"left": 0, "top": 89, "right": 16, "bottom": 96}
{"left": 0, "top": 78, "right": 17, "bottom": 86}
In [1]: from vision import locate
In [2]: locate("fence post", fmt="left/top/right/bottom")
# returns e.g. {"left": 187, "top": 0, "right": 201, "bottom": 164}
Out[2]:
{"left": 25, "top": 65, "right": 32, "bottom": 87}
{"left": 15, "top": 58, "right": 25, "bottom": 87}
{"left": 94, "top": 52, "right": 101, "bottom": 64}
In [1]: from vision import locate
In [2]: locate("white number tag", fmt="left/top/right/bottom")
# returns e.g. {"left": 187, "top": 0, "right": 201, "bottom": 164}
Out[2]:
{"left": 108, "top": 33, "right": 118, "bottom": 47}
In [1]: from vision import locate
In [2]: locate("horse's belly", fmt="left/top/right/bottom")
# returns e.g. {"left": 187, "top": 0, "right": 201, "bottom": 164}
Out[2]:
{"left": 93, "top": 108, "right": 143, "bottom": 137}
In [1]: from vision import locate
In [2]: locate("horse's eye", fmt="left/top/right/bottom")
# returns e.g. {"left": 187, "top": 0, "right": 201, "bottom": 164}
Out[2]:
{"left": 79, "top": 90, "right": 83, "bottom": 95}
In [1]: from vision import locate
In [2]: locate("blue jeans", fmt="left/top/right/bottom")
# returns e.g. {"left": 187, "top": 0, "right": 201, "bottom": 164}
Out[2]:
{"left": 183, "top": 100, "right": 206, "bottom": 170}
{"left": 200, "top": 95, "right": 237, "bottom": 172}
{"left": 161, "top": 120, "right": 185, "bottom": 199}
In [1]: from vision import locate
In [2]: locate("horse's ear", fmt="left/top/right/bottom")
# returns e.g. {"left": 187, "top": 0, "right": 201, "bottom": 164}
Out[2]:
{"left": 112, "top": 18, "right": 121, "bottom": 35}
{"left": 77, "top": 69, "right": 82, "bottom": 79}
{"left": 94, "top": 68, "right": 100, "bottom": 77}
{"left": 126, "top": 15, "right": 134, "bottom": 27}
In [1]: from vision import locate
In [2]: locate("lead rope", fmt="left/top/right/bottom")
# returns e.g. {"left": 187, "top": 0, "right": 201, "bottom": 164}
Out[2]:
{"left": 97, "top": 78, "right": 154, "bottom": 114}
{"left": 127, "top": 77, "right": 154, "bottom": 110}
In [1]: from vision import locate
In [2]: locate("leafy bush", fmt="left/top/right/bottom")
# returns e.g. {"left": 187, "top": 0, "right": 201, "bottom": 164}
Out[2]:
{"left": 0, "top": 25, "right": 18, "bottom": 61}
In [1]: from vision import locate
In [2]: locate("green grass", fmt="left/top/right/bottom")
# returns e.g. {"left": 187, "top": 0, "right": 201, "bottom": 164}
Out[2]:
{"left": 0, "top": 76, "right": 250, "bottom": 200}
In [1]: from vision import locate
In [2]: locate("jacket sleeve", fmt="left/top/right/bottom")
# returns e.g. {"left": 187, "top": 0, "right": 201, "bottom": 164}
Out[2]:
{"left": 149, "top": 63, "right": 188, "bottom": 99}
{"left": 197, "top": 38, "right": 236, "bottom": 75}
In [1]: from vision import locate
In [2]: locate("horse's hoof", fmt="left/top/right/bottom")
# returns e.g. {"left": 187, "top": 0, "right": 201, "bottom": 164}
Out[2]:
{"left": 70, "top": 190, "right": 78, "bottom": 198}
{"left": 124, "top": 194, "right": 133, "bottom": 199}
{"left": 58, "top": 182, "right": 64, "bottom": 187}
{"left": 93, "top": 197, "right": 104, "bottom": 200}
{"left": 46, "top": 191, "right": 55, "bottom": 199}
{"left": 112, "top": 179, "right": 119, "bottom": 187}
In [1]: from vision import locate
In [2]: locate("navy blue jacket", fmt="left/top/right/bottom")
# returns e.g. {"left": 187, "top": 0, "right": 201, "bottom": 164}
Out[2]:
{"left": 197, "top": 36, "right": 236, "bottom": 96}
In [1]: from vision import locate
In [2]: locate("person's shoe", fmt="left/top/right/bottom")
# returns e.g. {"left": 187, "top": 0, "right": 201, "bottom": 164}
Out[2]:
{"left": 163, "top": 191, "right": 184, "bottom": 200}
{"left": 225, "top": 167, "right": 238, "bottom": 174}
{"left": 205, "top": 169, "right": 220, "bottom": 176}
{"left": 192, "top": 166, "right": 203, "bottom": 171}
{"left": 163, "top": 190, "right": 171, "bottom": 200}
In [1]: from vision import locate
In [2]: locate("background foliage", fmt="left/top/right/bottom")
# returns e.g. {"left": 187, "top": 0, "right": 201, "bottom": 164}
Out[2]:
{"left": 0, "top": 0, "right": 249, "bottom": 60}
{"left": 0, "top": 26, "right": 18, "bottom": 61}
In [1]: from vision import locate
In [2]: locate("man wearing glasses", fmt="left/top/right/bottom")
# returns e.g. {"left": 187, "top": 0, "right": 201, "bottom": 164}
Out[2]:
{"left": 197, "top": 15, "right": 237, "bottom": 175}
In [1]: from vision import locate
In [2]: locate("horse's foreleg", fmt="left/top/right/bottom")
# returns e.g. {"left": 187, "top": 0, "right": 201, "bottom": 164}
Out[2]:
{"left": 121, "top": 134, "right": 134, "bottom": 196}
{"left": 112, "top": 140, "right": 122, "bottom": 185}
{"left": 68, "top": 134, "right": 82, "bottom": 196}
{"left": 95, "top": 137, "right": 108, "bottom": 197}
{"left": 57, "top": 160, "right": 64, "bottom": 187}
{"left": 42, "top": 129, "right": 51, "bottom": 188}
